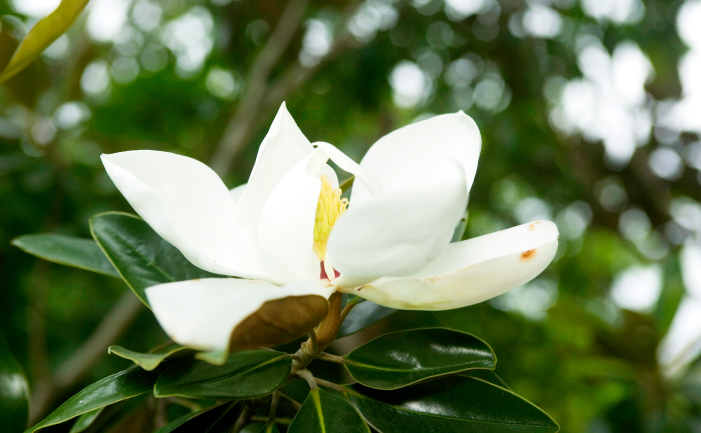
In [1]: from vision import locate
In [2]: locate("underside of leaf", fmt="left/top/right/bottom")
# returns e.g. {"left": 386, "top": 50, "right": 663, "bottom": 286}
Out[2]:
{"left": 229, "top": 295, "right": 329, "bottom": 352}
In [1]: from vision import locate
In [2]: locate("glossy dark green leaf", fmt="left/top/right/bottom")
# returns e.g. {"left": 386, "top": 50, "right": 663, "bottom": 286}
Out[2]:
{"left": 155, "top": 350, "right": 292, "bottom": 399}
{"left": 90, "top": 212, "right": 217, "bottom": 307}
{"left": 258, "top": 422, "right": 280, "bottom": 433}
{"left": 339, "top": 175, "right": 354, "bottom": 193}
{"left": 25, "top": 368, "right": 156, "bottom": 433}
{"left": 288, "top": 388, "right": 370, "bottom": 433}
{"left": 68, "top": 408, "right": 103, "bottom": 433}
{"left": 108, "top": 344, "right": 193, "bottom": 371}
{"left": 346, "top": 376, "right": 559, "bottom": 432}
{"left": 95, "top": 400, "right": 157, "bottom": 433}
{"left": 344, "top": 328, "right": 496, "bottom": 389}
{"left": 0, "top": 333, "right": 30, "bottom": 432}
{"left": 241, "top": 423, "right": 266, "bottom": 433}
{"left": 0, "top": 0, "right": 90, "bottom": 82}
{"left": 155, "top": 402, "right": 241, "bottom": 433}
{"left": 66, "top": 395, "right": 150, "bottom": 433}
{"left": 338, "top": 299, "right": 395, "bottom": 338}
{"left": 460, "top": 369, "right": 511, "bottom": 390}
{"left": 12, "top": 234, "right": 119, "bottom": 278}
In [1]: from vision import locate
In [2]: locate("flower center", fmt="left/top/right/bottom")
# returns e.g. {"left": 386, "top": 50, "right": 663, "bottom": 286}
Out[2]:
{"left": 313, "top": 174, "right": 348, "bottom": 277}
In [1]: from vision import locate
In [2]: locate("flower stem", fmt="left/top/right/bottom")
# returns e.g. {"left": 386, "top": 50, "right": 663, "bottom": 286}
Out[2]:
{"left": 315, "top": 292, "right": 343, "bottom": 351}
{"left": 308, "top": 330, "right": 319, "bottom": 353}
{"left": 339, "top": 300, "right": 359, "bottom": 325}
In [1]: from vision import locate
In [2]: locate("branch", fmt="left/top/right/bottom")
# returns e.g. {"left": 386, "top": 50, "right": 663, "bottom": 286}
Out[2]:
{"left": 29, "top": 292, "right": 144, "bottom": 423}
{"left": 318, "top": 352, "right": 345, "bottom": 364}
{"left": 296, "top": 369, "right": 317, "bottom": 389}
{"left": 251, "top": 416, "right": 293, "bottom": 425}
{"left": 268, "top": 390, "right": 281, "bottom": 423}
{"left": 279, "top": 393, "right": 303, "bottom": 410}
{"left": 209, "top": 0, "right": 365, "bottom": 177}
{"left": 233, "top": 403, "right": 252, "bottom": 433}
{"left": 261, "top": 28, "right": 358, "bottom": 114}
{"left": 314, "top": 377, "right": 346, "bottom": 393}
{"left": 209, "top": 0, "right": 310, "bottom": 175}
{"left": 339, "top": 299, "right": 360, "bottom": 325}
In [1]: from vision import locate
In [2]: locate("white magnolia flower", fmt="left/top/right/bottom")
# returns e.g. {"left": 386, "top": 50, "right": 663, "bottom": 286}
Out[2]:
{"left": 101, "top": 103, "right": 559, "bottom": 352}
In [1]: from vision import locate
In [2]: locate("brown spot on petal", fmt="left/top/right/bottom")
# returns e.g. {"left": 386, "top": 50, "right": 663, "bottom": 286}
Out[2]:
{"left": 521, "top": 249, "right": 536, "bottom": 260}
{"left": 529, "top": 222, "right": 540, "bottom": 231}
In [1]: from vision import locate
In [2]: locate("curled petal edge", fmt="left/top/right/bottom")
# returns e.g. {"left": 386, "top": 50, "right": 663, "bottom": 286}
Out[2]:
{"left": 341, "top": 221, "right": 559, "bottom": 311}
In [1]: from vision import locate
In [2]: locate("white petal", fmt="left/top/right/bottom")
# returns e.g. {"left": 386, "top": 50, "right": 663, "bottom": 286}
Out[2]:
{"left": 314, "top": 142, "right": 385, "bottom": 198}
{"left": 101, "top": 151, "right": 288, "bottom": 283}
{"left": 258, "top": 149, "right": 328, "bottom": 281}
{"left": 350, "top": 111, "right": 481, "bottom": 205}
{"left": 146, "top": 278, "right": 335, "bottom": 351}
{"left": 319, "top": 163, "right": 339, "bottom": 189}
{"left": 343, "top": 221, "right": 559, "bottom": 310}
{"left": 230, "top": 183, "right": 246, "bottom": 202}
{"left": 237, "top": 103, "right": 313, "bottom": 236}
{"left": 328, "top": 159, "right": 467, "bottom": 288}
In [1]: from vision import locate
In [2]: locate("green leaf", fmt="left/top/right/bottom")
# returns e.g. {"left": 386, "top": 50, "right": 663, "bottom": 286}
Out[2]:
{"left": 12, "top": 234, "right": 119, "bottom": 278}
{"left": 195, "top": 349, "right": 229, "bottom": 366}
{"left": 258, "top": 422, "right": 280, "bottom": 433}
{"left": 108, "top": 344, "right": 193, "bottom": 371}
{"left": 344, "top": 328, "right": 496, "bottom": 389}
{"left": 460, "top": 369, "right": 511, "bottom": 390}
{"left": 153, "top": 405, "right": 218, "bottom": 433}
{"left": 0, "top": 0, "right": 90, "bottom": 83}
{"left": 155, "top": 402, "right": 241, "bottom": 433}
{"left": 155, "top": 350, "right": 292, "bottom": 399}
{"left": 346, "top": 376, "right": 560, "bottom": 432}
{"left": 90, "top": 212, "right": 217, "bottom": 308}
{"left": 0, "top": 332, "right": 30, "bottom": 432}
{"left": 68, "top": 408, "right": 103, "bottom": 433}
{"left": 338, "top": 299, "right": 394, "bottom": 338}
{"left": 25, "top": 368, "right": 156, "bottom": 433}
{"left": 339, "top": 176, "right": 354, "bottom": 193}
{"left": 241, "top": 423, "right": 266, "bottom": 433}
{"left": 66, "top": 395, "right": 150, "bottom": 433}
{"left": 288, "top": 388, "right": 370, "bottom": 433}
{"left": 451, "top": 211, "right": 468, "bottom": 242}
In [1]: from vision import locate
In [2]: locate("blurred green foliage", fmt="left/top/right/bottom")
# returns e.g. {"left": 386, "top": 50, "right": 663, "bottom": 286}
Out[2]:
{"left": 1, "top": 0, "right": 700, "bottom": 431}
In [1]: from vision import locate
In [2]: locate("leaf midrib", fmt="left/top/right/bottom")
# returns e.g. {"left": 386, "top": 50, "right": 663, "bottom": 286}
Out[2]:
{"left": 106, "top": 225, "right": 178, "bottom": 284}
{"left": 355, "top": 394, "right": 556, "bottom": 429}
{"left": 30, "top": 370, "right": 152, "bottom": 432}
{"left": 346, "top": 377, "right": 558, "bottom": 430}
{"left": 312, "top": 390, "right": 327, "bottom": 433}
{"left": 345, "top": 357, "right": 493, "bottom": 374}
{"left": 164, "top": 355, "right": 288, "bottom": 389}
